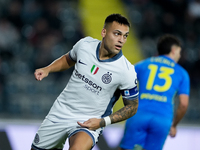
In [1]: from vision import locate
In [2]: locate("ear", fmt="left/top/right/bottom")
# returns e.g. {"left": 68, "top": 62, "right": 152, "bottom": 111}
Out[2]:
{"left": 170, "top": 45, "right": 179, "bottom": 61}
{"left": 167, "top": 46, "right": 175, "bottom": 59}
{"left": 101, "top": 28, "right": 106, "bottom": 38}
{"left": 171, "top": 45, "right": 176, "bottom": 55}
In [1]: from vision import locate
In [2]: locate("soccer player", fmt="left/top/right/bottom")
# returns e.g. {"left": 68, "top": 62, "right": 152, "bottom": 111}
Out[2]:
{"left": 119, "top": 34, "right": 190, "bottom": 150}
{"left": 31, "top": 14, "right": 139, "bottom": 150}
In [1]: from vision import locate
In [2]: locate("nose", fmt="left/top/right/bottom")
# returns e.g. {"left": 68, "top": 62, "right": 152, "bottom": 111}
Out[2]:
{"left": 118, "top": 35, "right": 125, "bottom": 44}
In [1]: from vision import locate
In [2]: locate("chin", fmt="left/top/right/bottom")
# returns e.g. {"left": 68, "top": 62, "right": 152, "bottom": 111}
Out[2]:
{"left": 113, "top": 50, "right": 120, "bottom": 55}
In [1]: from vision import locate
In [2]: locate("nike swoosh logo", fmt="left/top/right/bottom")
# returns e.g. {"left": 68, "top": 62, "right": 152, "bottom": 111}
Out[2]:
{"left": 78, "top": 60, "right": 87, "bottom": 65}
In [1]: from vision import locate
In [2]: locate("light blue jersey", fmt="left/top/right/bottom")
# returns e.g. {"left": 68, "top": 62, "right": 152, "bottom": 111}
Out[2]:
{"left": 135, "top": 55, "right": 190, "bottom": 118}
{"left": 120, "top": 55, "right": 190, "bottom": 150}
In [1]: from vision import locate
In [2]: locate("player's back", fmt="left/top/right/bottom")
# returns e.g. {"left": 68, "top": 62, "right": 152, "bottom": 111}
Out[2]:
{"left": 135, "top": 55, "right": 190, "bottom": 118}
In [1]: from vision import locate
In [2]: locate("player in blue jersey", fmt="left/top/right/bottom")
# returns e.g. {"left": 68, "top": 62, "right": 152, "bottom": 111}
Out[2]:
{"left": 31, "top": 14, "right": 139, "bottom": 150}
{"left": 119, "top": 34, "right": 190, "bottom": 150}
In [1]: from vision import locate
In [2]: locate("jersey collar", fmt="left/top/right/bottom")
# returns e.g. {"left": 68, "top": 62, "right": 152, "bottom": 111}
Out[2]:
{"left": 161, "top": 55, "right": 176, "bottom": 63}
{"left": 96, "top": 42, "right": 123, "bottom": 62}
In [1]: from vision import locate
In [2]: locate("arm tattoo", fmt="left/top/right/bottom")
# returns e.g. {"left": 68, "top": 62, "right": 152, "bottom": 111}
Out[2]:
{"left": 109, "top": 98, "right": 138, "bottom": 124}
{"left": 99, "top": 118, "right": 106, "bottom": 127}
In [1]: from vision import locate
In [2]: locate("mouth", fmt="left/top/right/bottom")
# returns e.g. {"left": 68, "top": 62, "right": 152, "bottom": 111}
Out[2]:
{"left": 115, "top": 45, "right": 122, "bottom": 50}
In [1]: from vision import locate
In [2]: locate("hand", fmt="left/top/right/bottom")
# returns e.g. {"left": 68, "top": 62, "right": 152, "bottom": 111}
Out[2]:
{"left": 169, "top": 126, "right": 177, "bottom": 137}
{"left": 77, "top": 118, "right": 102, "bottom": 130}
{"left": 34, "top": 68, "right": 49, "bottom": 81}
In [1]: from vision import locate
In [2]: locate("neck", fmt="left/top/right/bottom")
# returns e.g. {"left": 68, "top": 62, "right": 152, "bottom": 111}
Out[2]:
{"left": 99, "top": 43, "right": 116, "bottom": 60}
{"left": 164, "top": 54, "right": 177, "bottom": 62}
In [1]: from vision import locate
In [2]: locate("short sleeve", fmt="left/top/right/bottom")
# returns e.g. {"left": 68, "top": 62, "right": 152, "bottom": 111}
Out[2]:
{"left": 69, "top": 38, "right": 84, "bottom": 62}
{"left": 177, "top": 69, "right": 190, "bottom": 96}
{"left": 120, "top": 64, "right": 139, "bottom": 100}
{"left": 134, "top": 60, "right": 146, "bottom": 81}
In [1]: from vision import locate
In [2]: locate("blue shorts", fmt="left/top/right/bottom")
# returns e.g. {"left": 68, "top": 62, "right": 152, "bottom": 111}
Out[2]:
{"left": 120, "top": 110, "right": 172, "bottom": 150}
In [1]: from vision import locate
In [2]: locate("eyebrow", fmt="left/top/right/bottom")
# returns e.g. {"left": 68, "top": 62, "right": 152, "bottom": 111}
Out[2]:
{"left": 114, "top": 30, "right": 129, "bottom": 35}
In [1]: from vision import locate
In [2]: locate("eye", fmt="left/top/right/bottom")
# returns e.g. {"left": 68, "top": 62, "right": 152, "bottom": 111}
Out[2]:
{"left": 114, "top": 32, "right": 119, "bottom": 36}
{"left": 124, "top": 34, "right": 128, "bottom": 39}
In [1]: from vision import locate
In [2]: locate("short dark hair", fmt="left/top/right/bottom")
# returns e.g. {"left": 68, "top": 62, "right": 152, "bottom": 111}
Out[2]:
{"left": 157, "top": 34, "right": 181, "bottom": 55}
{"left": 104, "top": 14, "right": 130, "bottom": 28}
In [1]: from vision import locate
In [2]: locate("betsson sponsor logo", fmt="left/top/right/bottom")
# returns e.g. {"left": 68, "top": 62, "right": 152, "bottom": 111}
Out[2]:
{"left": 74, "top": 69, "right": 102, "bottom": 95}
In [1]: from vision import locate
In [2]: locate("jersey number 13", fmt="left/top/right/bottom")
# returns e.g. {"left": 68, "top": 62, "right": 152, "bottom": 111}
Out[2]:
{"left": 146, "top": 64, "right": 174, "bottom": 92}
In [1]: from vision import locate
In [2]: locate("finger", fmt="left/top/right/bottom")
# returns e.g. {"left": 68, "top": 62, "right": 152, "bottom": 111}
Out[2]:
{"left": 35, "top": 73, "right": 43, "bottom": 81}
{"left": 34, "top": 71, "right": 41, "bottom": 80}
{"left": 77, "top": 121, "right": 88, "bottom": 127}
{"left": 35, "top": 75, "right": 42, "bottom": 81}
{"left": 169, "top": 132, "right": 175, "bottom": 137}
{"left": 170, "top": 134, "right": 175, "bottom": 137}
{"left": 35, "top": 75, "right": 40, "bottom": 81}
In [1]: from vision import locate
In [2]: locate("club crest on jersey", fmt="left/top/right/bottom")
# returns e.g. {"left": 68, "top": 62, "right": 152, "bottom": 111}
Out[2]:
{"left": 102, "top": 72, "right": 112, "bottom": 84}
{"left": 91, "top": 65, "right": 99, "bottom": 75}
{"left": 34, "top": 133, "right": 40, "bottom": 144}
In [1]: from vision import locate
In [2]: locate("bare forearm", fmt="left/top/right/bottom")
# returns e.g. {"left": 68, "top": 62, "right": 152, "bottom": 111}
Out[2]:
{"left": 81, "top": 99, "right": 138, "bottom": 130}
{"left": 46, "top": 54, "right": 73, "bottom": 73}
{"left": 103, "top": 99, "right": 138, "bottom": 126}
{"left": 172, "top": 105, "right": 187, "bottom": 127}
{"left": 172, "top": 95, "right": 189, "bottom": 127}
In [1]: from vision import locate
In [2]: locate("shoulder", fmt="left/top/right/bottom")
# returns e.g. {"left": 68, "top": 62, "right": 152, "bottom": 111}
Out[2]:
{"left": 72, "top": 36, "right": 100, "bottom": 52}
{"left": 121, "top": 56, "right": 135, "bottom": 71}
{"left": 175, "top": 64, "right": 190, "bottom": 95}
{"left": 175, "top": 63, "right": 190, "bottom": 79}
{"left": 74, "top": 36, "right": 99, "bottom": 45}
{"left": 76, "top": 36, "right": 100, "bottom": 50}
{"left": 118, "top": 58, "right": 138, "bottom": 89}
{"left": 120, "top": 56, "right": 137, "bottom": 78}
{"left": 135, "top": 57, "right": 151, "bottom": 66}
{"left": 134, "top": 57, "right": 151, "bottom": 73}
{"left": 81, "top": 36, "right": 100, "bottom": 43}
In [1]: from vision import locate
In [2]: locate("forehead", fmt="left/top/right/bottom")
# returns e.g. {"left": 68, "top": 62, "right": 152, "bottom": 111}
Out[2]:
{"left": 106, "top": 21, "right": 129, "bottom": 33}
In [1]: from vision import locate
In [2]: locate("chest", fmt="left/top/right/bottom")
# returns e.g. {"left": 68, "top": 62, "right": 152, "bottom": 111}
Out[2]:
{"left": 74, "top": 50, "right": 123, "bottom": 91}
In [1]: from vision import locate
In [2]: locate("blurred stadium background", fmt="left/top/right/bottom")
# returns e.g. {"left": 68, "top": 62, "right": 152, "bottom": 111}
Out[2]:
{"left": 0, "top": 0, "right": 200, "bottom": 149}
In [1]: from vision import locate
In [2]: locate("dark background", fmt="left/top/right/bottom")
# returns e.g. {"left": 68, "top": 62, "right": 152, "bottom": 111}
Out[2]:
{"left": 0, "top": 0, "right": 199, "bottom": 124}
